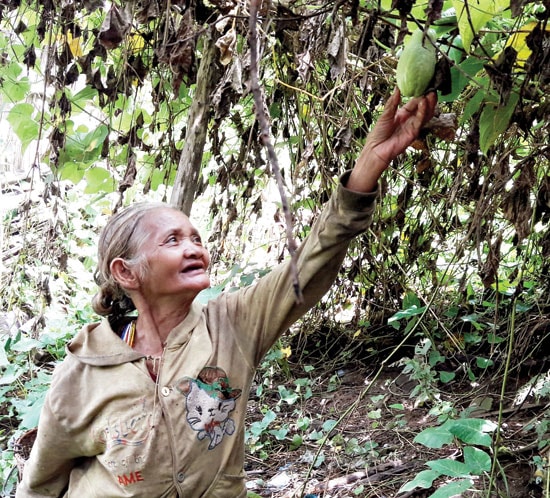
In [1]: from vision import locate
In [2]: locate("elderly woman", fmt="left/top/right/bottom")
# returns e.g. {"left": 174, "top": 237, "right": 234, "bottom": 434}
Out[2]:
{"left": 17, "top": 89, "right": 436, "bottom": 498}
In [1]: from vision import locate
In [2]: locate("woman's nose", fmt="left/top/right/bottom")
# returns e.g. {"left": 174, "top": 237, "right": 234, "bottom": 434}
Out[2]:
{"left": 182, "top": 239, "right": 203, "bottom": 257}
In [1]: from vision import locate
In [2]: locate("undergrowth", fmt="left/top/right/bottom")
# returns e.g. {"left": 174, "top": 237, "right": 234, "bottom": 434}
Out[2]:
{"left": 2, "top": 176, "right": 550, "bottom": 497}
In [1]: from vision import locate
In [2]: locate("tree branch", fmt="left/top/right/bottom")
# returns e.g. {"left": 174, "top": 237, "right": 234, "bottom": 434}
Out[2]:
{"left": 170, "top": 28, "right": 222, "bottom": 215}
{"left": 248, "top": 0, "right": 303, "bottom": 303}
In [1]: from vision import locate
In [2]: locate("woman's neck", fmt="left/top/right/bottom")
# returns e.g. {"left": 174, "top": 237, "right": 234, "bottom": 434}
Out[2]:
{"left": 133, "top": 302, "right": 192, "bottom": 353}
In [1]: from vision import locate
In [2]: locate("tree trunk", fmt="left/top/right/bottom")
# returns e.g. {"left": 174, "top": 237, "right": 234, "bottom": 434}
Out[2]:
{"left": 170, "top": 30, "right": 222, "bottom": 215}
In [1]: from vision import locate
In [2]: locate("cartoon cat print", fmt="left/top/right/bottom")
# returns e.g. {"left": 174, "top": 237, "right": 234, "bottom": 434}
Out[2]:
{"left": 176, "top": 367, "right": 242, "bottom": 450}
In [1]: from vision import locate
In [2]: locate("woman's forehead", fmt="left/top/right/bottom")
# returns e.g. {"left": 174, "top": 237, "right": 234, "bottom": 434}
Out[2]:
{"left": 142, "top": 207, "right": 195, "bottom": 230}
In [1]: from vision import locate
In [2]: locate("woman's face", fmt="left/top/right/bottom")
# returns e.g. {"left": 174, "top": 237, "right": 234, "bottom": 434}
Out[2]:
{"left": 135, "top": 207, "right": 211, "bottom": 302}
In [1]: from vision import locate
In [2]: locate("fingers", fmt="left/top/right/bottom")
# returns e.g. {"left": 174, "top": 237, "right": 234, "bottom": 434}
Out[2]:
{"left": 415, "top": 93, "right": 437, "bottom": 131}
{"left": 401, "top": 94, "right": 425, "bottom": 115}
{"left": 425, "top": 92, "right": 438, "bottom": 120}
{"left": 384, "top": 88, "right": 401, "bottom": 113}
{"left": 376, "top": 89, "right": 401, "bottom": 127}
{"left": 402, "top": 92, "right": 437, "bottom": 128}
{"left": 426, "top": 91, "right": 437, "bottom": 107}
{"left": 401, "top": 91, "right": 437, "bottom": 113}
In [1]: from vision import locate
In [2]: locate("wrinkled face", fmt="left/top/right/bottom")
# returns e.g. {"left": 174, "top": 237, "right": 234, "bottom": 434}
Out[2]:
{"left": 137, "top": 208, "right": 211, "bottom": 301}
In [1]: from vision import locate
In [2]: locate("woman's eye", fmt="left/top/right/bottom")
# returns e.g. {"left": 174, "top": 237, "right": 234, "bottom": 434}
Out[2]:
{"left": 165, "top": 234, "right": 201, "bottom": 244}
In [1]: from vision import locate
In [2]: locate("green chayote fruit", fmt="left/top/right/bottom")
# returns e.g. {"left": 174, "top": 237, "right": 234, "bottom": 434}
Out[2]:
{"left": 396, "top": 29, "right": 437, "bottom": 97}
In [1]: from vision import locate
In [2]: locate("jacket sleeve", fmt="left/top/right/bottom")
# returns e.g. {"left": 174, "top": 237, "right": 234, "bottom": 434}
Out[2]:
{"left": 15, "top": 390, "right": 76, "bottom": 497}
{"left": 213, "top": 171, "right": 379, "bottom": 366}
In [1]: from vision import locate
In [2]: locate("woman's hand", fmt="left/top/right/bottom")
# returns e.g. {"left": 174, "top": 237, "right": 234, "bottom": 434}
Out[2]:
{"left": 347, "top": 89, "right": 437, "bottom": 193}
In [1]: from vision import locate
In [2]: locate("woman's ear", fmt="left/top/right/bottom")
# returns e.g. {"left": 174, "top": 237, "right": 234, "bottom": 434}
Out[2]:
{"left": 110, "top": 258, "right": 140, "bottom": 290}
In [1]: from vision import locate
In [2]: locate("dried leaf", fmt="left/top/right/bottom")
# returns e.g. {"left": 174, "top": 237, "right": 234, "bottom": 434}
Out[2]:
{"left": 119, "top": 149, "right": 137, "bottom": 192}
{"left": 328, "top": 22, "right": 346, "bottom": 80}
{"left": 98, "top": 5, "right": 131, "bottom": 50}
{"left": 535, "top": 175, "right": 550, "bottom": 223}
{"left": 433, "top": 57, "right": 452, "bottom": 95}
{"left": 134, "top": 0, "right": 160, "bottom": 23}
{"left": 411, "top": 139, "right": 429, "bottom": 151}
{"left": 209, "top": 0, "right": 238, "bottom": 14}
{"left": 502, "top": 163, "right": 536, "bottom": 240}
{"left": 297, "top": 50, "right": 312, "bottom": 81}
{"left": 484, "top": 46, "right": 517, "bottom": 103}
{"left": 333, "top": 125, "right": 352, "bottom": 155}
{"left": 425, "top": 0, "right": 444, "bottom": 25}
{"left": 416, "top": 157, "right": 432, "bottom": 174}
{"left": 157, "top": 9, "right": 196, "bottom": 93}
{"left": 23, "top": 46, "right": 36, "bottom": 69}
{"left": 510, "top": 0, "right": 529, "bottom": 17}
{"left": 479, "top": 235, "right": 502, "bottom": 288}
{"left": 216, "top": 28, "right": 236, "bottom": 66}
{"left": 424, "top": 113, "right": 458, "bottom": 142}
{"left": 212, "top": 58, "right": 243, "bottom": 121}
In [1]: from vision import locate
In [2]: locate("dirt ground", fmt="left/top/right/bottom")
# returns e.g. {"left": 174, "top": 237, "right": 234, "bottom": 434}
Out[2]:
{"left": 244, "top": 362, "right": 548, "bottom": 498}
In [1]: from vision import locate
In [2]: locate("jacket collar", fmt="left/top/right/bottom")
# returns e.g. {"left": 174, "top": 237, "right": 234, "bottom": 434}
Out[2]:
{"left": 66, "top": 300, "right": 205, "bottom": 366}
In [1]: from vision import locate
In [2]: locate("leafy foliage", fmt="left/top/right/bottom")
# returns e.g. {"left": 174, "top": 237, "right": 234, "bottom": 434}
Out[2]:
{"left": 1, "top": 0, "right": 550, "bottom": 495}
{"left": 400, "top": 417, "right": 497, "bottom": 496}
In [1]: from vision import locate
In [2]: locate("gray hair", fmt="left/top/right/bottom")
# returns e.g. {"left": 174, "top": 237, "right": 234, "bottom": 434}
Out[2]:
{"left": 92, "top": 201, "right": 175, "bottom": 318}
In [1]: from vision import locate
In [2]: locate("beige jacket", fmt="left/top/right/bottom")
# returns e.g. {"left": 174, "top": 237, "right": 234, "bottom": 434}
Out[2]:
{"left": 16, "top": 175, "right": 377, "bottom": 497}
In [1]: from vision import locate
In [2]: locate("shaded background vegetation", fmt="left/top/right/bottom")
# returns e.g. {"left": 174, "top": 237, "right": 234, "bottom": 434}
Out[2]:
{"left": 1, "top": 0, "right": 549, "bottom": 495}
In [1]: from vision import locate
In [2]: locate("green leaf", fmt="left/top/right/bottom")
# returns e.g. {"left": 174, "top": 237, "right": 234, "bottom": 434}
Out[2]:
{"left": 453, "top": 0, "right": 509, "bottom": 52}
{"left": 0, "top": 62, "right": 30, "bottom": 102}
{"left": 58, "top": 163, "right": 87, "bottom": 184}
{"left": 441, "top": 57, "right": 484, "bottom": 103}
{"left": 251, "top": 409, "right": 276, "bottom": 435}
{"left": 439, "top": 371, "right": 456, "bottom": 383}
{"left": 479, "top": 92, "right": 520, "bottom": 154}
{"left": 7, "top": 103, "right": 39, "bottom": 153}
{"left": 313, "top": 451, "right": 325, "bottom": 467}
{"left": 398, "top": 469, "right": 441, "bottom": 493}
{"left": 389, "top": 403, "right": 404, "bottom": 410}
{"left": 277, "top": 385, "right": 298, "bottom": 405}
{"left": 83, "top": 124, "right": 109, "bottom": 152}
{"left": 2, "top": 77, "right": 32, "bottom": 102}
{"left": 83, "top": 167, "right": 115, "bottom": 194}
{"left": 11, "top": 337, "right": 42, "bottom": 352}
{"left": 71, "top": 86, "right": 99, "bottom": 110}
{"left": 403, "top": 292, "right": 421, "bottom": 308}
{"left": 59, "top": 124, "right": 109, "bottom": 168}
{"left": 428, "top": 478, "right": 473, "bottom": 498}
{"left": 290, "top": 434, "right": 303, "bottom": 449}
{"left": 462, "top": 88, "right": 487, "bottom": 122}
{"left": 19, "top": 397, "right": 45, "bottom": 429}
{"left": 3, "top": 59, "right": 22, "bottom": 79}
{"left": 388, "top": 305, "right": 426, "bottom": 324}
{"left": 444, "top": 418, "right": 497, "bottom": 447}
{"left": 414, "top": 426, "right": 454, "bottom": 448}
{"left": 322, "top": 419, "right": 338, "bottom": 432}
{"left": 427, "top": 458, "right": 471, "bottom": 477}
{"left": 0, "top": 364, "right": 24, "bottom": 385}
{"left": 269, "top": 427, "right": 288, "bottom": 440}
{"left": 197, "top": 284, "right": 225, "bottom": 303}
{"left": 463, "top": 446, "right": 492, "bottom": 473}
{"left": 476, "top": 356, "right": 494, "bottom": 368}
{"left": 368, "top": 408, "right": 382, "bottom": 419}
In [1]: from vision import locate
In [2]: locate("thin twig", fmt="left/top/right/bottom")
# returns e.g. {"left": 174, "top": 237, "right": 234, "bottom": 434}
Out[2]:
{"left": 248, "top": 0, "right": 303, "bottom": 303}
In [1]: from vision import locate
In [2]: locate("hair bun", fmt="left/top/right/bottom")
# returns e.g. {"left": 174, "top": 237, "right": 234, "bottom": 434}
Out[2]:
{"left": 91, "top": 288, "right": 113, "bottom": 316}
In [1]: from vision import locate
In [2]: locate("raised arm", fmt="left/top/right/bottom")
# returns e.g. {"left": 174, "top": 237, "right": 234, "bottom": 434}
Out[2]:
{"left": 347, "top": 89, "right": 437, "bottom": 193}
